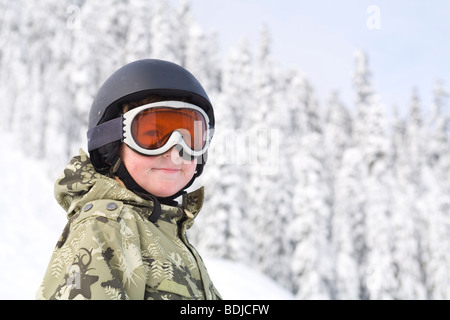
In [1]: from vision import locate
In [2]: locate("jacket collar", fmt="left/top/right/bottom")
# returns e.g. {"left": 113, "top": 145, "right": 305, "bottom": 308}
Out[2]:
{"left": 149, "top": 186, "right": 204, "bottom": 229}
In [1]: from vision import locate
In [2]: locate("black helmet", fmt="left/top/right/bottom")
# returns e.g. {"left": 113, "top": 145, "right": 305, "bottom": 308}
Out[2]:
{"left": 89, "top": 59, "right": 214, "bottom": 130}
{"left": 87, "top": 59, "right": 214, "bottom": 174}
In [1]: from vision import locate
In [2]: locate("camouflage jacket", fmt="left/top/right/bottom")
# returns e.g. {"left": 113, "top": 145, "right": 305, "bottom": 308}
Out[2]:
{"left": 36, "top": 150, "right": 221, "bottom": 300}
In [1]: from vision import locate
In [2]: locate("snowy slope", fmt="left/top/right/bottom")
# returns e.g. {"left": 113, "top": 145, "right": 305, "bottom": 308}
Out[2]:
{"left": 0, "top": 136, "right": 294, "bottom": 300}
{"left": 0, "top": 136, "right": 67, "bottom": 299}
{"left": 203, "top": 257, "right": 294, "bottom": 300}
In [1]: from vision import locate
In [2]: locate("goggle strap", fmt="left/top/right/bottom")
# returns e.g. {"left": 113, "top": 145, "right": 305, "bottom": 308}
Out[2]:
{"left": 87, "top": 116, "right": 124, "bottom": 151}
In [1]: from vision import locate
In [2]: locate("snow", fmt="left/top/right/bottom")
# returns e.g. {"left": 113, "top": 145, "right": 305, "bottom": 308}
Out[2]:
{"left": 203, "top": 258, "right": 294, "bottom": 300}
{"left": 0, "top": 135, "right": 294, "bottom": 300}
{"left": 0, "top": 136, "right": 66, "bottom": 300}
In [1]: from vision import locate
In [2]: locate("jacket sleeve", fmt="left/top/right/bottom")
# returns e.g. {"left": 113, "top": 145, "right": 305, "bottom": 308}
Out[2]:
{"left": 36, "top": 200, "right": 146, "bottom": 300}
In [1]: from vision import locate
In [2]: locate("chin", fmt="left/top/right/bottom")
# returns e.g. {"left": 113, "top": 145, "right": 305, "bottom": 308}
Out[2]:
{"left": 147, "top": 186, "right": 181, "bottom": 198}
{"left": 155, "top": 192, "right": 179, "bottom": 198}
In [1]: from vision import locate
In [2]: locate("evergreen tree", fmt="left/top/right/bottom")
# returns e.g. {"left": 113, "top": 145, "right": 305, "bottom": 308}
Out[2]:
{"left": 125, "top": 0, "right": 153, "bottom": 62}
{"left": 185, "top": 26, "right": 221, "bottom": 95}
{"left": 390, "top": 103, "right": 427, "bottom": 299}
{"left": 289, "top": 132, "right": 334, "bottom": 299}
{"left": 399, "top": 88, "right": 429, "bottom": 298}
{"left": 150, "top": 0, "right": 178, "bottom": 63}
{"left": 335, "top": 49, "right": 376, "bottom": 299}
{"left": 333, "top": 148, "right": 364, "bottom": 299}
{"left": 191, "top": 39, "right": 252, "bottom": 262}
{"left": 352, "top": 49, "right": 372, "bottom": 148}
{"left": 363, "top": 96, "right": 397, "bottom": 299}
{"left": 173, "top": 0, "right": 192, "bottom": 68}
{"left": 247, "top": 26, "right": 292, "bottom": 285}
{"left": 323, "top": 91, "right": 352, "bottom": 176}
{"left": 421, "top": 81, "right": 450, "bottom": 299}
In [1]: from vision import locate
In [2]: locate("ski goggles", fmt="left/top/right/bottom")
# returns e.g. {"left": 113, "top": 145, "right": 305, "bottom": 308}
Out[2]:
{"left": 87, "top": 101, "right": 213, "bottom": 157}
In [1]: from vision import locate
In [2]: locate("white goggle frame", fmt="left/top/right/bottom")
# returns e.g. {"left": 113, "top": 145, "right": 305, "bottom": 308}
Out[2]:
{"left": 122, "top": 100, "right": 213, "bottom": 157}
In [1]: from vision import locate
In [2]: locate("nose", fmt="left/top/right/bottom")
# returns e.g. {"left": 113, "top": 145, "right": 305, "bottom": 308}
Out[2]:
{"left": 162, "top": 146, "right": 181, "bottom": 158}
{"left": 161, "top": 146, "right": 185, "bottom": 166}
{"left": 163, "top": 146, "right": 196, "bottom": 165}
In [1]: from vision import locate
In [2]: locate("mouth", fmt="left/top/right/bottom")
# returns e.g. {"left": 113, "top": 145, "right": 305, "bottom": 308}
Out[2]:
{"left": 153, "top": 168, "right": 182, "bottom": 174}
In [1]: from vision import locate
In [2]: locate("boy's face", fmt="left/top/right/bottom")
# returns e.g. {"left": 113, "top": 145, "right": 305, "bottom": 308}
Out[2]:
{"left": 119, "top": 144, "right": 197, "bottom": 197}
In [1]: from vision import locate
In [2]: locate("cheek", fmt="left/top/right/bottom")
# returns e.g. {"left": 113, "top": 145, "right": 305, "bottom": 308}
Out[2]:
{"left": 134, "top": 156, "right": 158, "bottom": 173}
{"left": 183, "top": 162, "right": 197, "bottom": 179}
{"left": 120, "top": 145, "right": 157, "bottom": 172}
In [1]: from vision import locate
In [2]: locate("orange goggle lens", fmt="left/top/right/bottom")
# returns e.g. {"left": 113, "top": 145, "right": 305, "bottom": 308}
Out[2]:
{"left": 131, "top": 107, "right": 207, "bottom": 151}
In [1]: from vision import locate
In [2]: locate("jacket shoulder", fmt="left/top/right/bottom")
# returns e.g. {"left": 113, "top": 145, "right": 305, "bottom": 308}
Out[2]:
{"left": 74, "top": 199, "right": 125, "bottom": 225}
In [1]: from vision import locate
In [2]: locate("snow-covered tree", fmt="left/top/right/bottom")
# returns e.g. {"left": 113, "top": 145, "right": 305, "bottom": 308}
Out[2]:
{"left": 333, "top": 148, "right": 365, "bottom": 299}
{"left": 125, "top": 0, "right": 153, "bottom": 62}
{"left": 191, "top": 39, "right": 252, "bottom": 262}
{"left": 285, "top": 48, "right": 332, "bottom": 299}
{"left": 352, "top": 49, "right": 373, "bottom": 149}
{"left": 289, "top": 132, "right": 334, "bottom": 299}
{"left": 362, "top": 97, "right": 397, "bottom": 299}
{"left": 185, "top": 25, "right": 221, "bottom": 95}
{"left": 420, "top": 80, "right": 450, "bottom": 299}
{"left": 247, "top": 26, "right": 291, "bottom": 284}
{"left": 150, "top": 0, "right": 178, "bottom": 63}
{"left": 323, "top": 91, "right": 352, "bottom": 176}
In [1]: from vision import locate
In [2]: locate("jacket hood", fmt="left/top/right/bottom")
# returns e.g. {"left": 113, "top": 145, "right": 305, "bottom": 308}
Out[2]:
{"left": 55, "top": 149, "right": 153, "bottom": 218}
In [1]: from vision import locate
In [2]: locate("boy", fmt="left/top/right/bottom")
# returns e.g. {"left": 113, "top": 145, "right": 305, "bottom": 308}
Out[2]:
{"left": 37, "top": 59, "right": 221, "bottom": 300}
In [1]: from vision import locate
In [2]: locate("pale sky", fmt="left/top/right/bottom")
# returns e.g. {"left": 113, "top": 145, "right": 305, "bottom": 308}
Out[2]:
{"left": 188, "top": 0, "right": 450, "bottom": 118}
